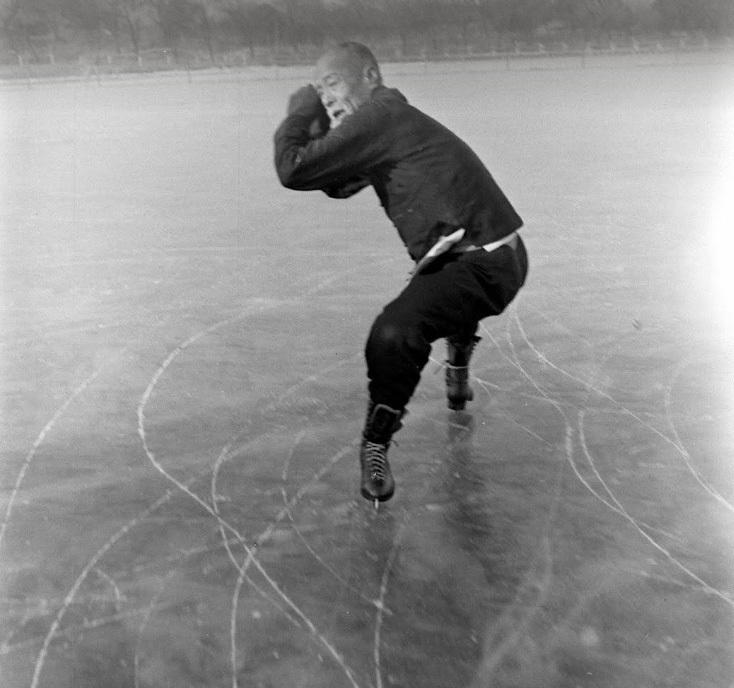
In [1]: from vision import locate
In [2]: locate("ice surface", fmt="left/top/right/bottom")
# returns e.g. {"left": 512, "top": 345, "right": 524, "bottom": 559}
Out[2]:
{"left": 1, "top": 56, "right": 733, "bottom": 688}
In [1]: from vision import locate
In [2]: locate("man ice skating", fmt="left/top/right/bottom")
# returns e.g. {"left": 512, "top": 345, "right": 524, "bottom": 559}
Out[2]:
{"left": 274, "top": 42, "right": 528, "bottom": 504}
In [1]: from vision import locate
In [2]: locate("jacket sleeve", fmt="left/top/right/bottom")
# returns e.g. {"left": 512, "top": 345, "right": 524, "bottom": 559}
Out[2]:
{"left": 274, "top": 96, "right": 391, "bottom": 192}
{"left": 322, "top": 177, "right": 371, "bottom": 198}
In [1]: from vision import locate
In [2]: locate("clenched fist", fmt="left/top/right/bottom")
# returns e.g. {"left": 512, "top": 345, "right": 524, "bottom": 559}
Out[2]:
{"left": 287, "top": 85, "right": 329, "bottom": 138}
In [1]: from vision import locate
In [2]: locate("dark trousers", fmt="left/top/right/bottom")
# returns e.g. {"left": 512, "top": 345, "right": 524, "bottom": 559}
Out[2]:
{"left": 365, "top": 235, "right": 528, "bottom": 410}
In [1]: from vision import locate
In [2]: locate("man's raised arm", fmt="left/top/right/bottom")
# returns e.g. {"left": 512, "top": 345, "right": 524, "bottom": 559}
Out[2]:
{"left": 273, "top": 85, "right": 389, "bottom": 192}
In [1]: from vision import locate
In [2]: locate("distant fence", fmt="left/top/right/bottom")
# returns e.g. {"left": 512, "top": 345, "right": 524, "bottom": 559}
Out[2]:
{"left": 1, "top": 35, "right": 732, "bottom": 86}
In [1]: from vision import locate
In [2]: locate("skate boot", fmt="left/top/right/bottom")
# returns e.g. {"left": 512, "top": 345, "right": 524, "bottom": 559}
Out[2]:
{"left": 359, "top": 402, "right": 403, "bottom": 503}
{"left": 445, "top": 335, "right": 481, "bottom": 410}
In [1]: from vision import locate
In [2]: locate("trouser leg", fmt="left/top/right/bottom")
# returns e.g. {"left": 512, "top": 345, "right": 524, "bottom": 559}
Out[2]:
{"left": 445, "top": 334, "right": 481, "bottom": 410}
{"left": 365, "top": 237, "right": 528, "bottom": 411}
{"left": 357, "top": 238, "right": 528, "bottom": 502}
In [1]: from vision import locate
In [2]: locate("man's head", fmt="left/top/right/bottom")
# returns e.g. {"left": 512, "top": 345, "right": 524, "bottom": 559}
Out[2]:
{"left": 313, "top": 42, "right": 382, "bottom": 128}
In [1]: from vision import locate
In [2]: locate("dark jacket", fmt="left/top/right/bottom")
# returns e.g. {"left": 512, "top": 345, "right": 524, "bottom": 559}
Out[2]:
{"left": 274, "top": 85, "right": 523, "bottom": 262}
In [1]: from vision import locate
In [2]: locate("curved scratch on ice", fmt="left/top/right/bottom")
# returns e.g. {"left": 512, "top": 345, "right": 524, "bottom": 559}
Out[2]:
{"left": 210, "top": 434, "right": 303, "bottom": 628}
{"left": 512, "top": 300, "right": 734, "bottom": 524}
{"left": 577, "top": 410, "right": 734, "bottom": 608}
{"left": 140, "top": 412, "right": 362, "bottom": 688}
{"left": 29, "top": 485, "right": 185, "bottom": 688}
{"left": 229, "top": 564, "right": 247, "bottom": 688}
{"left": 138, "top": 323, "right": 362, "bottom": 688}
{"left": 511, "top": 308, "right": 702, "bottom": 464}
{"left": 466, "top": 318, "right": 569, "bottom": 686}
{"left": 664, "top": 357, "right": 734, "bottom": 513}
{"left": 211, "top": 436, "right": 302, "bottom": 688}
{"left": 506, "top": 300, "right": 733, "bottom": 608}
{"left": 279, "top": 433, "right": 388, "bottom": 612}
{"left": 93, "top": 567, "right": 123, "bottom": 612}
{"left": 470, "top": 533, "right": 555, "bottom": 688}
{"left": 372, "top": 514, "right": 410, "bottom": 688}
{"left": 133, "top": 569, "right": 178, "bottom": 688}
{"left": 136, "top": 260, "right": 405, "bottom": 688}
{"left": 222, "top": 437, "right": 363, "bottom": 688}
{"left": 0, "top": 365, "right": 104, "bottom": 550}
{"left": 13, "top": 469, "right": 224, "bottom": 661}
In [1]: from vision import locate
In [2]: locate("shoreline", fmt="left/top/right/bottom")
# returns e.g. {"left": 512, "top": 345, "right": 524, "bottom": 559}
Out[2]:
{"left": 2, "top": 43, "right": 732, "bottom": 87}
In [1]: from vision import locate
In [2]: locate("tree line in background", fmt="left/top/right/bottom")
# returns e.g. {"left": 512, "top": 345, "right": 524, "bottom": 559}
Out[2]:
{"left": 1, "top": 0, "right": 733, "bottom": 66}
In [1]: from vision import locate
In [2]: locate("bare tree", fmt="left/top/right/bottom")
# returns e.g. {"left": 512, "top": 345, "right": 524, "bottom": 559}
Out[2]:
{"left": 653, "top": 0, "right": 734, "bottom": 33}
{"left": 111, "top": 0, "right": 150, "bottom": 57}
{"left": 190, "top": 0, "right": 227, "bottom": 61}
{"left": 1, "top": 0, "right": 61, "bottom": 60}
{"left": 1, "top": 0, "right": 731, "bottom": 69}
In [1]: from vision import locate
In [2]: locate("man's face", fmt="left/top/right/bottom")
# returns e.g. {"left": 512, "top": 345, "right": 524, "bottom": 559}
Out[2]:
{"left": 313, "top": 51, "right": 375, "bottom": 129}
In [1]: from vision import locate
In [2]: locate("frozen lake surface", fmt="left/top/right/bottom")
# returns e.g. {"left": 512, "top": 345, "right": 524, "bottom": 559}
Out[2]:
{"left": 1, "top": 56, "right": 733, "bottom": 687}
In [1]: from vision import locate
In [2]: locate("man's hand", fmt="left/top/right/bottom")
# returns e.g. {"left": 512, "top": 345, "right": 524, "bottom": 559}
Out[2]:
{"left": 286, "top": 84, "right": 321, "bottom": 113}
{"left": 287, "top": 85, "right": 329, "bottom": 138}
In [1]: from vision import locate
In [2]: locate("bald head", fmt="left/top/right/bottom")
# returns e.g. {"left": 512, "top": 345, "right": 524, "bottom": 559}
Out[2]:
{"left": 313, "top": 42, "right": 383, "bottom": 128}
{"left": 325, "top": 42, "right": 381, "bottom": 79}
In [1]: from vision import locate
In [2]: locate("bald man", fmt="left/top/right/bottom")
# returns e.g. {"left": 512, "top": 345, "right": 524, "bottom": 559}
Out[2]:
{"left": 274, "top": 42, "right": 528, "bottom": 504}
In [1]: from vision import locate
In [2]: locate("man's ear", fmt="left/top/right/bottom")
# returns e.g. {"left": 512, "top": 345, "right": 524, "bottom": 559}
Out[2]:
{"left": 363, "top": 65, "right": 381, "bottom": 86}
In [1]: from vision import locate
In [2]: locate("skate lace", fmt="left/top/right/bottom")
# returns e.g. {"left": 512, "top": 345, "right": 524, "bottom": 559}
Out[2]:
{"left": 363, "top": 441, "right": 389, "bottom": 481}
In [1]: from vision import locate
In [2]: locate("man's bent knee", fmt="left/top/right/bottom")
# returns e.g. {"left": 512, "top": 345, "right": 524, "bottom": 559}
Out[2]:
{"left": 367, "top": 314, "right": 427, "bottom": 358}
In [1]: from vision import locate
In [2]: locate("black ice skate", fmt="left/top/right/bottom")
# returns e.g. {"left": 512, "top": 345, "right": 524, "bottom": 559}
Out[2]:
{"left": 445, "top": 335, "right": 481, "bottom": 410}
{"left": 359, "top": 402, "right": 403, "bottom": 503}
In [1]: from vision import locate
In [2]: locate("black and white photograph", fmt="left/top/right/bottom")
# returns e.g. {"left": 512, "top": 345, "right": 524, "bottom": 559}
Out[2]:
{"left": 1, "top": 1, "right": 733, "bottom": 686}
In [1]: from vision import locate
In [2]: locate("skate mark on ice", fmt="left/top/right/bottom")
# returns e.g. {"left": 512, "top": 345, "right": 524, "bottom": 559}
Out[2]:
{"left": 478, "top": 436, "right": 559, "bottom": 677}
{"left": 521, "top": 300, "right": 599, "bottom": 351}
{"left": 468, "top": 324, "right": 568, "bottom": 686}
{"left": 210, "top": 435, "right": 304, "bottom": 688}
{"left": 515, "top": 324, "right": 692, "bottom": 543}
{"left": 478, "top": 304, "right": 628, "bottom": 680}
{"left": 269, "top": 351, "right": 362, "bottom": 410}
{"left": 555, "top": 419, "right": 684, "bottom": 545}
{"left": 500, "top": 307, "right": 655, "bottom": 514}
{"left": 210, "top": 434, "right": 303, "bottom": 628}
{"left": 474, "top": 320, "right": 589, "bottom": 411}
{"left": 133, "top": 569, "right": 178, "bottom": 688}
{"left": 510, "top": 307, "right": 734, "bottom": 512}
{"left": 140, "top": 401, "right": 363, "bottom": 688}
{"left": 27, "top": 482, "right": 192, "bottom": 688}
{"left": 512, "top": 300, "right": 734, "bottom": 521}
{"left": 23, "top": 424, "right": 299, "bottom": 682}
{"left": 494, "top": 313, "right": 677, "bottom": 539}
{"left": 370, "top": 408, "right": 480, "bottom": 688}
{"left": 663, "top": 356, "right": 734, "bottom": 514}
{"left": 510, "top": 307, "right": 690, "bottom": 453}
{"left": 208, "top": 354, "right": 363, "bottom": 620}
{"left": 139, "top": 313, "right": 367, "bottom": 687}
{"left": 225, "top": 441, "right": 363, "bottom": 688}
{"left": 479, "top": 321, "right": 574, "bottom": 445}
{"left": 577, "top": 410, "right": 734, "bottom": 608}
{"left": 228, "top": 561, "right": 248, "bottom": 688}
{"left": 93, "top": 567, "right": 123, "bottom": 612}
{"left": 137, "top": 394, "right": 362, "bottom": 688}
{"left": 426, "top": 353, "right": 556, "bottom": 447}
{"left": 372, "top": 513, "right": 409, "bottom": 688}
{"left": 511, "top": 298, "right": 662, "bottom": 411}
{"left": 132, "top": 259, "right": 406, "bottom": 687}
{"left": 2, "top": 467, "right": 236, "bottom": 659}
{"left": 507, "top": 303, "right": 733, "bottom": 607}
{"left": 0, "top": 364, "right": 104, "bottom": 551}
{"left": 279, "top": 433, "right": 389, "bottom": 612}
{"left": 1, "top": 604, "right": 171, "bottom": 658}
{"left": 470, "top": 531, "right": 556, "bottom": 687}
